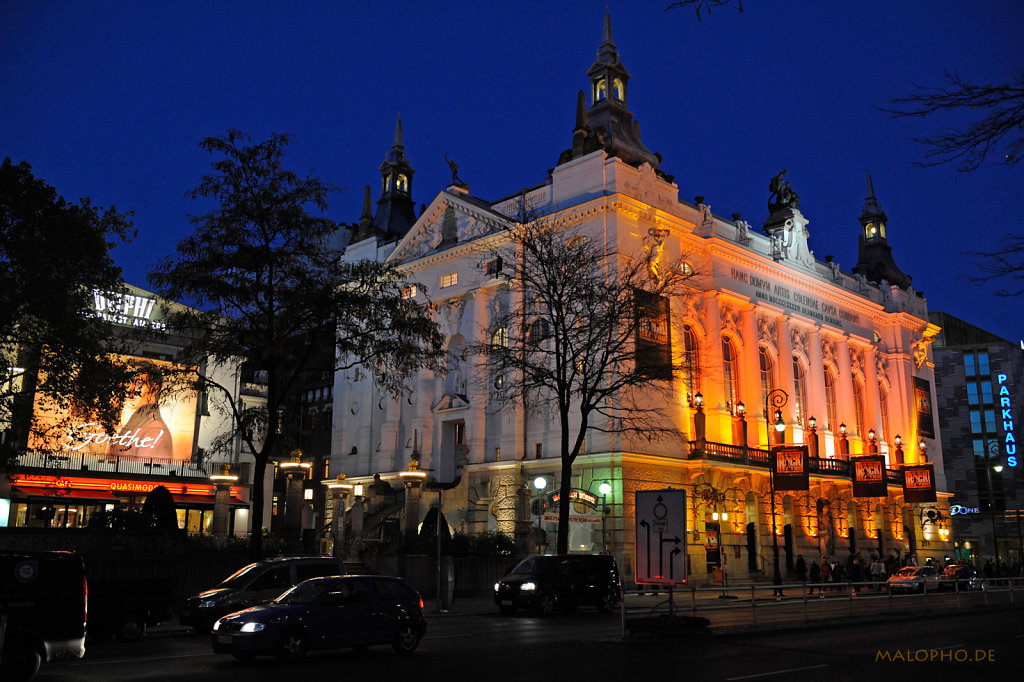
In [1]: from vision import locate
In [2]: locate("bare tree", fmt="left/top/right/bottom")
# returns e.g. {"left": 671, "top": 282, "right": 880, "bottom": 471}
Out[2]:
{"left": 884, "top": 70, "right": 1024, "bottom": 172}
{"left": 478, "top": 209, "right": 691, "bottom": 554}
{"left": 664, "top": 0, "right": 744, "bottom": 21}
{"left": 967, "top": 232, "right": 1024, "bottom": 296}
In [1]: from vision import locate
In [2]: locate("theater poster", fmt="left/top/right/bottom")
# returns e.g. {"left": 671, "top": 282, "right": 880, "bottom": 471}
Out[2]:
{"left": 772, "top": 445, "right": 809, "bottom": 491}
{"left": 903, "top": 464, "right": 937, "bottom": 503}
{"left": 635, "top": 290, "right": 672, "bottom": 379}
{"left": 851, "top": 455, "right": 888, "bottom": 498}
{"left": 32, "top": 356, "right": 198, "bottom": 463}
{"left": 914, "top": 377, "right": 935, "bottom": 439}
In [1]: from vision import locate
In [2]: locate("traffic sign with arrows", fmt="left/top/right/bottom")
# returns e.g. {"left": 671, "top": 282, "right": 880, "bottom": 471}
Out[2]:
{"left": 634, "top": 489, "right": 687, "bottom": 585}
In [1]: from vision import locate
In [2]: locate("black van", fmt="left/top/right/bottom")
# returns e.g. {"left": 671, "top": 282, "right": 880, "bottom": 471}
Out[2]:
{"left": 180, "top": 556, "right": 346, "bottom": 632}
{"left": 0, "top": 551, "right": 88, "bottom": 682}
{"left": 493, "top": 554, "right": 621, "bottom": 616}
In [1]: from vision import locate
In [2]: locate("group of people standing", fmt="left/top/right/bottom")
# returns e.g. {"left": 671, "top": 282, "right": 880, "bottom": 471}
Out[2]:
{"left": 793, "top": 551, "right": 905, "bottom": 595}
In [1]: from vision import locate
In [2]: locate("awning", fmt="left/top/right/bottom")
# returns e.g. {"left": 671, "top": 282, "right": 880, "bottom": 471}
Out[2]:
{"left": 170, "top": 494, "right": 248, "bottom": 507}
{"left": 12, "top": 487, "right": 119, "bottom": 502}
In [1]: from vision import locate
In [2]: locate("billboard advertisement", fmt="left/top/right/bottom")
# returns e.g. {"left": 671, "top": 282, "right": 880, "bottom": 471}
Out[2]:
{"left": 851, "top": 455, "right": 888, "bottom": 498}
{"left": 31, "top": 356, "right": 198, "bottom": 463}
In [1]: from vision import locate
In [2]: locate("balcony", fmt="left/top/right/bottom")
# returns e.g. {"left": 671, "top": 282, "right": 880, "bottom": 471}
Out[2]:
{"left": 15, "top": 450, "right": 211, "bottom": 479}
{"left": 686, "top": 440, "right": 904, "bottom": 485}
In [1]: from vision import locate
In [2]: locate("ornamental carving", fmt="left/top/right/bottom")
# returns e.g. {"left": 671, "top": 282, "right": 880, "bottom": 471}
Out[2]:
{"left": 876, "top": 353, "right": 888, "bottom": 384}
{"left": 821, "top": 336, "right": 836, "bottom": 366}
{"left": 849, "top": 347, "right": 863, "bottom": 378}
{"left": 680, "top": 292, "right": 704, "bottom": 324}
{"left": 790, "top": 327, "right": 806, "bottom": 356}
{"left": 757, "top": 315, "right": 776, "bottom": 344}
{"left": 720, "top": 301, "right": 741, "bottom": 339}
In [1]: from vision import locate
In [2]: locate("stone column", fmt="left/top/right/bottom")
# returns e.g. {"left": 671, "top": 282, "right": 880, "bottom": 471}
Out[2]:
{"left": 740, "top": 306, "right": 761, "bottom": 448}
{"left": 702, "top": 292, "right": 726, "bottom": 442}
{"left": 283, "top": 469, "right": 306, "bottom": 554}
{"left": 211, "top": 479, "right": 234, "bottom": 545}
{"left": 863, "top": 345, "right": 883, "bottom": 442}
{"left": 836, "top": 337, "right": 855, "bottom": 440}
{"left": 775, "top": 315, "right": 796, "bottom": 440}
{"left": 349, "top": 495, "right": 365, "bottom": 561}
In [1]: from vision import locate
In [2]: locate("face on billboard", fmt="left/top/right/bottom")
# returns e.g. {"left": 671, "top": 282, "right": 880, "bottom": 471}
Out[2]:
{"left": 32, "top": 356, "right": 197, "bottom": 462}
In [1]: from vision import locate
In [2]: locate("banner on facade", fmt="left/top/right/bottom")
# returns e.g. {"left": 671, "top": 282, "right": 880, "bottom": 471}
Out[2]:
{"left": 771, "top": 445, "right": 809, "bottom": 491}
{"left": 851, "top": 455, "right": 888, "bottom": 497}
{"left": 903, "top": 463, "right": 937, "bottom": 503}
{"left": 634, "top": 290, "right": 672, "bottom": 379}
{"left": 914, "top": 377, "right": 935, "bottom": 439}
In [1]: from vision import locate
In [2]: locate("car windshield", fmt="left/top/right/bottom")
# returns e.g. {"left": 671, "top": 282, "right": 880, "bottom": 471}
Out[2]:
{"left": 510, "top": 557, "right": 555, "bottom": 575}
{"left": 894, "top": 567, "right": 917, "bottom": 577}
{"left": 275, "top": 580, "right": 331, "bottom": 605}
{"left": 218, "top": 563, "right": 263, "bottom": 589}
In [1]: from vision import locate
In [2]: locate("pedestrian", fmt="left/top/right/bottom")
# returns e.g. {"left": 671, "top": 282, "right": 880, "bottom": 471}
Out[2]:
{"left": 809, "top": 559, "right": 821, "bottom": 595}
{"left": 795, "top": 554, "right": 807, "bottom": 583}
{"left": 821, "top": 557, "right": 832, "bottom": 593}
{"left": 870, "top": 556, "right": 886, "bottom": 590}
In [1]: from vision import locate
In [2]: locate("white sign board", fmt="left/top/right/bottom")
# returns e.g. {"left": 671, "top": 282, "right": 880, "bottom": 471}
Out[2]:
{"left": 635, "top": 489, "right": 687, "bottom": 585}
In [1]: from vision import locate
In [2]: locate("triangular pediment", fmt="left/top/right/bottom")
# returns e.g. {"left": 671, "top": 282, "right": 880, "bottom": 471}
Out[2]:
{"left": 432, "top": 393, "right": 469, "bottom": 413}
{"left": 387, "top": 190, "right": 511, "bottom": 264}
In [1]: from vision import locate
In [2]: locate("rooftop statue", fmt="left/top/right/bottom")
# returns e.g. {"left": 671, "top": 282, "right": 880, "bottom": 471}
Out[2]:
{"left": 768, "top": 169, "right": 801, "bottom": 214}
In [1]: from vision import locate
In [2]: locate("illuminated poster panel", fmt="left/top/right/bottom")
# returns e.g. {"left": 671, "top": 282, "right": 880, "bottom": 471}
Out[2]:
{"left": 771, "top": 445, "right": 809, "bottom": 491}
{"left": 31, "top": 356, "right": 197, "bottom": 463}
{"left": 903, "top": 464, "right": 937, "bottom": 503}
{"left": 851, "top": 455, "right": 888, "bottom": 498}
{"left": 913, "top": 377, "right": 935, "bottom": 439}
{"left": 635, "top": 290, "right": 671, "bottom": 379}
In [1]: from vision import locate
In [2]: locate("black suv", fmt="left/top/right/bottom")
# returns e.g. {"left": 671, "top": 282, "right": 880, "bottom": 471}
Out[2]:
{"left": 494, "top": 554, "right": 621, "bottom": 616}
{"left": 0, "top": 551, "right": 87, "bottom": 682}
{"left": 180, "top": 557, "right": 346, "bottom": 632}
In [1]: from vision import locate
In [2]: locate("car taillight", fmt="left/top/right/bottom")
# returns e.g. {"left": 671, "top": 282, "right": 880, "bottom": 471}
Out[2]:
{"left": 83, "top": 574, "right": 89, "bottom": 622}
{"left": 419, "top": 597, "right": 424, "bottom": 611}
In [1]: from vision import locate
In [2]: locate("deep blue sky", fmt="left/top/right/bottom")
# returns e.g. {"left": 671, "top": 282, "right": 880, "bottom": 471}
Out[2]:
{"left": 3, "top": 1, "right": 1022, "bottom": 341}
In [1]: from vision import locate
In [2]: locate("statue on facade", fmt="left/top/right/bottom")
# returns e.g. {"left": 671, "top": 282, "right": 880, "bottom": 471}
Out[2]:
{"left": 444, "top": 153, "right": 465, "bottom": 187}
{"left": 768, "top": 169, "right": 800, "bottom": 214}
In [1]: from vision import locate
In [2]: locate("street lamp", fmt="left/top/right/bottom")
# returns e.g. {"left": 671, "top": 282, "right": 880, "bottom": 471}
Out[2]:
{"left": 985, "top": 440, "right": 1002, "bottom": 573}
{"left": 918, "top": 439, "right": 927, "bottom": 463}
{"left": 807, "top": 416, "right": 818, "bottom": 459}
{"left": 839, "top": 423, "right": 849, "bottom": 458}
{"left": 868, "top": 429, "right": 878, "bottom": 453}
{"left": 893, "top": 434, "right": 903, "bottom": 466}
{"left": 766, "top": 388, "right": 788, "bottom": 596}
{"left": 533, "top": 476, "right": 548, "bottom": 552}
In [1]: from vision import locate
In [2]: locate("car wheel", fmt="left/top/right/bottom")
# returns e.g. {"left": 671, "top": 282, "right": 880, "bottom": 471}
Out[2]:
{"left": 392, "top": 623, "right": 420, "bottom": 654}
{"left": 0, "top": 640, "right": 42, "bottom": 682}
{"left": 537, "top": 592, "right": 556, "bottom": 617}
{"left": 117, "top": 613, "right": 147, "bottom": 641}
{"left": 596, "top": 591, "right": 616, "bottom": 613}
{"left": 275, "top": 630, "right": 308, "bottom": 662}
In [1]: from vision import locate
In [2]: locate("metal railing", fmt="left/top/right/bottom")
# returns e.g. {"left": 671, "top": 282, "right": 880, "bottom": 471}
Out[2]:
{"left": 15, "top": 450, "right": 210, "bottom": 479}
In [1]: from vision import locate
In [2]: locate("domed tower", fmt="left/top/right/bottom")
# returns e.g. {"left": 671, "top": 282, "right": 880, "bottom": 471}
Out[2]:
{"left": 852, "top": 171, "right": 912, "bottom": 289}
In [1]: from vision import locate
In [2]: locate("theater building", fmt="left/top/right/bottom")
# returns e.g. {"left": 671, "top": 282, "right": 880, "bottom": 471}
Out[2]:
{"left": 332, "top": 14, "right": 951, "bottom": 582}
{"left": 1, "top": 284, "right": 261, "bottom": 537}
{"left": 930, "top": 311, "right": 1023, "bottom": 570}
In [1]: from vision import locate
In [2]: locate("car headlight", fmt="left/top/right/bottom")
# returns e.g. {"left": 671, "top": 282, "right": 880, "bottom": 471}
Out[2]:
{"left": 240, "top": 622, "right": 265, "bottom": 633}
{"left": 199, "top": 599, "right": 218, "bottom": 609}
{"left": 494, "top": 582, "right": 501, "bottom": 592}
{"left": 521, "top": 582, "right": 536, "bottom": 592}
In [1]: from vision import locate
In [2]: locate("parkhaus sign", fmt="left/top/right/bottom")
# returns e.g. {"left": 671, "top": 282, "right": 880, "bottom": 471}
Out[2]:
{"left": 996, "top": 373, "right": 1018, "bottom": 468}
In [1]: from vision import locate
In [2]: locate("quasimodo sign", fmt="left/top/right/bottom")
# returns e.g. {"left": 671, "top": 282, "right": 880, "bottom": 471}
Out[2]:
{"left": 91, "top": 286, "right": 166, "bottom": 331}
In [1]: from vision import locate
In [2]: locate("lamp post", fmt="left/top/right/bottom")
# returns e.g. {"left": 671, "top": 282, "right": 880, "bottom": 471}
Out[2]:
{"left": 325, "top": 475, "right": 353, "bottom": 559}
{"left": 985, "top": 440, "right": 1002, "bottom": 573}
{"left": 533, "top": 476, "right": 548, "bottom": 553}
{"left": 918, "top": 439, "right": 927, "bottom": 463}
{"left": 807, "top": 416, "right": 818, "bottom": 459}
{"left": 868, "top": 429, "right": 878, "bottom": 454}
{"left": 839, "top": 423, "right": 849, "bottom": 458}
{"left": 598, "top": 481, "right": 612, "bottom": 552}
{"left": 893, "top": 435, "right": 903, "bottom": 466}
{"left": 765, "top": 388, "right": 788, "bottom": 595}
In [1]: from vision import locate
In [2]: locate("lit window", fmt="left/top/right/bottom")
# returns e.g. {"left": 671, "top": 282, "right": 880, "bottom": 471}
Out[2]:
{"left": 396, "top": 174, "right": 408, "bottom": 192}
{"left": 793, "top": 356, "right": 808, "bottom": 427}
{"left": 824, "top": 368, "right": 838, "bottom": 432}
{"left": 491, "top": 327, "right": 509, "bottom": 348}
{"left": 567, "top": 235, "right": 588, "bottom": 250}
{"left": 594, "top": 78, "right": 607, "bottom": 102}
{"left": 680, "top": 262, "right": 695, "bottom": 276}
{"left": 401, "top": 285, "right": 417, "bottom": 299}
{"left": 612, "top": 78, "right": 625, "bottom": 100}
{"left": 722, "top": 338, "right": 739, "bottom": 409}
{"left": 441, "top": 272, "right": 458, "bottom": 288}
{"left": 682, "top": 325, "right": 700, "bottom": 397}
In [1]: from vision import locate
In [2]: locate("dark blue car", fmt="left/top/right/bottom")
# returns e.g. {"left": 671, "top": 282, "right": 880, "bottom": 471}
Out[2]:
{"left": 211, "top": 575, "right": 426, "bottom": 661}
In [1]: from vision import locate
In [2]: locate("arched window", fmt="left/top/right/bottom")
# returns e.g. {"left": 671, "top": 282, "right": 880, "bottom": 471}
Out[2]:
{"left": 528, "top": 319, "right": 551, "bottom": 345}
{"left": 682, "top": 324, "right": 701, "bottom": 399}
{"left": 594, "top": 77, "right": 607, "bottom": 102}
{"left": 396, "top": 173, "right": 408, "bottom": 192}
{"left": 722, "top": 337, "right": 740, "bottom": 410}
{"left": 759, "top": 346, "right": 776, "bottom": 407}
{"left": 792, "top": 355, "right": 808, "bottom": 428}
{"left": 853, "top": 378, "right": 866, "bottom": 440}
{"left": 824, "top": 367, "right": 838, "bottom": 433}
{"left": 383, "top": 174, "right": 391, "bottom": 192}
{"left": 491, "top": 327, "right": 508, "bottom": 349}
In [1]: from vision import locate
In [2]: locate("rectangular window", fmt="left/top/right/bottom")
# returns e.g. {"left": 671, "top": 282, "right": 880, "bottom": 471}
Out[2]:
{"left": 455, "top": 423, "right": 465, "bottom": 445}
{"left": 965, "top": 353, "right": 976, "bottom": 377}
{"left": 535, "top": 443, "right": 543, "bottom": 459}
{"left": 401, "top": 285, "right": 417, "bottom": 299}
{"left": 485, "top": 258, "right": 502, "bottom": 277}
{"left": 441, "top": 272, "right": 458, "bottom": 288}
{"left": 494, "top": 447, "right": 501, "bottom": 461}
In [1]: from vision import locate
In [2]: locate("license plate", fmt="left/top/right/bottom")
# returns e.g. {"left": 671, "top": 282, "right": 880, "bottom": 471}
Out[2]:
{"left": 217, "top": 635, "right": 232, "bottom": 644}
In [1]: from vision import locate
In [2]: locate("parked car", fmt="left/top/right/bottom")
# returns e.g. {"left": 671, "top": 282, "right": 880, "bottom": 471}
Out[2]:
{"left": 0, "top": 551, "right": 87, "bottom": 682}
{"left": 210, "top": 575, "right": 426, "bottom": 660}
{"left": 886, "top": 565, "right": 941, "bottom": 593}
{"left": 493, "top": 554, "right": 621, "bottom": 616}
{"left": 180, "top": 556, "right": 346, "bottom": 632}
{"left": 88, "top": 577, "right": 174, "bottom": 641}
{"left": 937, "top": 564, "right": 983, "bottom": 592}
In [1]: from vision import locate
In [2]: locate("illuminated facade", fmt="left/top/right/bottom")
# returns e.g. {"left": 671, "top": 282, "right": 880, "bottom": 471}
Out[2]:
{"left": 333, "top": 14, "right": 951, "bottom": 582}
{"left": 930, "top": 311, "right": 1023, "bottom": 570}
{"left": 1, "top": 284, "right": 260, "bottom": 536}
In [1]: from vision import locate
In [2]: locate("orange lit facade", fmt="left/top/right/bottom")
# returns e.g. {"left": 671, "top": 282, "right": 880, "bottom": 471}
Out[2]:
{"left": 333, "top": 14, "right": 951, "bottom": 582}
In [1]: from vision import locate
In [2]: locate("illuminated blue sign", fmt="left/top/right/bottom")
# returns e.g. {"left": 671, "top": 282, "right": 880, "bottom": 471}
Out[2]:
{"left": 996, "top": 373, "right": 1017, "bottom": 467}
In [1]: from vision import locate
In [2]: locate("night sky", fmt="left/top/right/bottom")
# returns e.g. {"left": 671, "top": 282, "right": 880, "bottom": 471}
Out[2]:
{"left": 3, "top": 1, "right": 1022, "bottom": 341}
